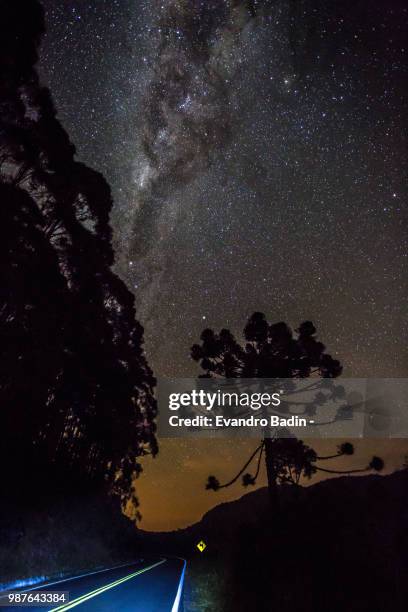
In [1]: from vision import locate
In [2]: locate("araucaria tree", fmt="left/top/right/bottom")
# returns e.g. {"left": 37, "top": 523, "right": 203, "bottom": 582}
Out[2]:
{"left": 191, "top": 312, "right": 384, "bottom": 507}
{"left": 0, "top": 0, "right": 157, "bottom": 511}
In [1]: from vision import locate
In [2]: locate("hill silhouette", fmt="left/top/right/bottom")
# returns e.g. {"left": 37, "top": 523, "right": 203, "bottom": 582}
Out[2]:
{"left": 139, "top": 471, "right": 408, "bottom": 611}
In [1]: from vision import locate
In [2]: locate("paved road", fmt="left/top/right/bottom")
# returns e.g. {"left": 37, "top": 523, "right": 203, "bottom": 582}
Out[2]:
{"left": 0, "top": 558, "right": 186, "bottom": 612}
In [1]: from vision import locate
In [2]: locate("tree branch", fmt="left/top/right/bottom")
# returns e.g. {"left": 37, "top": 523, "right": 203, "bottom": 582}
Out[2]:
{"left": 217, "top": 442, "right": 264, "bottom": 489}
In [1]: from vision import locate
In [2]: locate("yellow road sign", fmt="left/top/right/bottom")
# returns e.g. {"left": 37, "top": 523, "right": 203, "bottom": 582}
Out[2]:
{"left": 196, "top": 540, "right": 207, "bottom": 553}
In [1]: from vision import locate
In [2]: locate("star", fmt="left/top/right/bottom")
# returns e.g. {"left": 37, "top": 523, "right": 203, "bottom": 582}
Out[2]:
{"left": 37, "top": 0, "right": 408, "bottom": 529}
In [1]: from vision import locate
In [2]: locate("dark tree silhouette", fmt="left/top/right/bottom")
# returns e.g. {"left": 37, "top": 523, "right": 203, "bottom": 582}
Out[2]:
{"left": 191, "top": 313, "right": 384, "bottom": 507}
{"left": 0, "top": 0, "right": 157, "bottom": 511}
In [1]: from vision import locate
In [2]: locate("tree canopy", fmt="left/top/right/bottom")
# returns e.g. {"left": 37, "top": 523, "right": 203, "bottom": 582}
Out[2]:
{"left": 0, "top": 0, "right": 157, "bottom": 510}
{"left": 191, "top": 313, "right": 342, "bottom": 379}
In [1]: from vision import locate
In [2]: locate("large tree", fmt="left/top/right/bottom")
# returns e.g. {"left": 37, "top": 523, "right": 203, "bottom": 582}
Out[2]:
{"left": 191, "top": 312, "right": 383, "bottom": 507}
{"left": 0, "top": 0, "right": 157, "bottom": 510}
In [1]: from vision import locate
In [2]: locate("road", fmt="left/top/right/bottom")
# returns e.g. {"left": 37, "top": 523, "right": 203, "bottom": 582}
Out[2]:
{"left": 0, "top": 558, "right": 186, "bottom": 612}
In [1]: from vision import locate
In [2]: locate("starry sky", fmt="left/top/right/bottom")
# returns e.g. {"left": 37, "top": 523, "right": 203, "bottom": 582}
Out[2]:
{"left": 38, "top": 0, "right": 407, "bottom": 530}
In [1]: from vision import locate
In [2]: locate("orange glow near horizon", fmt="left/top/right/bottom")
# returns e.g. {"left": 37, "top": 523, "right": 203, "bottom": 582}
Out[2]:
{"left": 134, "top": 438, "right": 408, "bottom": 532}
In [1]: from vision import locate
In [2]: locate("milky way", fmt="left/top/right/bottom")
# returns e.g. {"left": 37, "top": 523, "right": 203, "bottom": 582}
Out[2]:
{"left": 128, "top": 1, "right": 266, "bottom": 319}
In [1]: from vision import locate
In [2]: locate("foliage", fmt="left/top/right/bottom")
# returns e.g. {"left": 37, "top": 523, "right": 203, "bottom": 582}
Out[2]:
{"left": 192, "top": 313, "right": 383, "bottom": 498}
{"left": 191, "top": 313, "right": 342, "bottom": 379}
{"left": 0, "top": 0, "right": 157, "bottom": 509}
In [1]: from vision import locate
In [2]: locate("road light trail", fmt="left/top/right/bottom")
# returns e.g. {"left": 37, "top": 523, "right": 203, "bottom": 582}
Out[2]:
{"left": 170, "top": 559, "right": 186, "bottom": 612}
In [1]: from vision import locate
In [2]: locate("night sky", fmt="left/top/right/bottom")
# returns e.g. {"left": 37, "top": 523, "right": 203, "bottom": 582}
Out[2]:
{"left": 38, "top": 0, "right": 407, "bottom": 530}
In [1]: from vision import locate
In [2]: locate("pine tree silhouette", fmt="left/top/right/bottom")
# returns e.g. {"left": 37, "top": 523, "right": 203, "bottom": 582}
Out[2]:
{"left": 192, "top": 313, "right": 383, "bottom": 508}
{"left": 0, "top": 0, "right": 157, "bottom": 511}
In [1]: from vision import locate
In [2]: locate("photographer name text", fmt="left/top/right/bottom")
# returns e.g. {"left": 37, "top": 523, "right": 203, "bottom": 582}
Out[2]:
{"left": 168, "top": 415, "right": 310, "bottom": 428}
